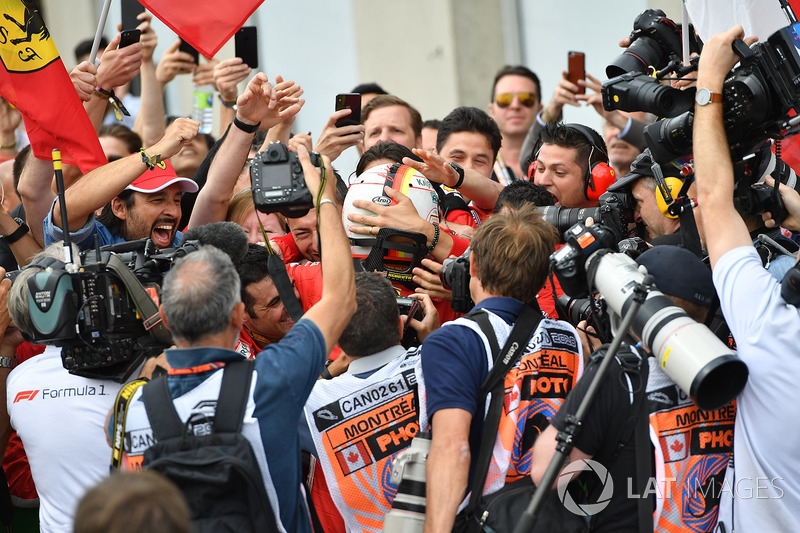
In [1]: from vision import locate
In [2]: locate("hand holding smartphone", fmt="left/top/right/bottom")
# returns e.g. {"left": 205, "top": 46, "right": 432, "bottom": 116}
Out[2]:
{"left": 335, "top": 93, "right": 361, "bottom": 128}
{"left": 119, "top": 29, "right": 141, "bottom": 49}
{"left": 179, "top": 40, "right": 200, "bottom": 64}
{"left": 235, "top": 27, "right": 258, "bottom": 69}
{"left": 567, "top": 51, "right": 586, "bottom": 94}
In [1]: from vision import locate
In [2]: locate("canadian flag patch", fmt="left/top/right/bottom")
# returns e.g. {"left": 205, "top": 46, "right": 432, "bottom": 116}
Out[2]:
{"left": 336, "top": 441, "right": 373, "bottom": 475}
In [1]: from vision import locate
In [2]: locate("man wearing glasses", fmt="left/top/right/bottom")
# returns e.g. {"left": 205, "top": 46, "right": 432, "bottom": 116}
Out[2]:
{"left": 488, "top": 65, "right": 543, "bottom": 184}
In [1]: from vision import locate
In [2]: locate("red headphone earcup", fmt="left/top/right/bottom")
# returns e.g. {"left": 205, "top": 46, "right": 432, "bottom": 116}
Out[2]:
{"left": 586, "top": 163, "right": 616, "bottom": 202}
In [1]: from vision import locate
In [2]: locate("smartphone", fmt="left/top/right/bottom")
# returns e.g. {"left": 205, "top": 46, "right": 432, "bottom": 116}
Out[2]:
{"left": 235, "top": 26, "right": 258, "bottom": 69}
{"left": 567, "top": 51, "right": 586, "bottom": 94}
{"left": 335, "top": 93, "right": 362, "bottom": 128}
{"left": 119, "top": 29, "right": 141, "bottom": 49}
{"left": 179, "top": 40, "right": 200, "bottom": 64}
{"left": 121, "top": 0, "right": 145, "bottom": 31}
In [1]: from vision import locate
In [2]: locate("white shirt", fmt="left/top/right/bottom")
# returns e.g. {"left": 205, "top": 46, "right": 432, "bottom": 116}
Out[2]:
{"left": 7, "top": 346, "right": 124, "bottom": 533}
{"left": 713, "top": 246, "right": 800, "bottom": 531}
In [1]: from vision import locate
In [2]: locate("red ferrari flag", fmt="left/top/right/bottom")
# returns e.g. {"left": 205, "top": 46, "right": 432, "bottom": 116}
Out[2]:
{"left": 0, "top": 0, "right": 106, "bottom": 174}
{"left": 140, "top": 0, "right": 265, "bottom": 59}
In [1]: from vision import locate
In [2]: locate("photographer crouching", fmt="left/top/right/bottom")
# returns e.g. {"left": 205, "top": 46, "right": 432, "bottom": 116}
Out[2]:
{"left": 694, "top": 25, "right": 800, "bottom": 530}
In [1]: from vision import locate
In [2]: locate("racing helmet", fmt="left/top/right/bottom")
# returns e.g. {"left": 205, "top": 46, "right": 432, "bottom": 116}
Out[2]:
{"left": 343, "top": 162, "right": 441, "bottom": 261}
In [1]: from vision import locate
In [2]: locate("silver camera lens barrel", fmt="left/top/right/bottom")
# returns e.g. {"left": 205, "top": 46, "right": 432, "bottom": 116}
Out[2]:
{"left": 383, "top": 434, "right": 431, "bottom": 533}
{"left": 589, "top": 251, "right": 748, "bottom": 411}
{"left": 648, "top": 314, "right": 748, "bottom": 410}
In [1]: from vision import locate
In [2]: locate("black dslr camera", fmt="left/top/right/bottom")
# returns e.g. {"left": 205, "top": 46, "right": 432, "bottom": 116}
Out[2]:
{"left": 549, "top": 223, "right": 618, "bottom": 298}
{"left": 607, "top": 9, "right": 701, "bottom": 78}
{"left": 604, "top": 10, "right": 800, "bottom": 165}
{"left": 439, "top": 249, "right": 473, "bottom": 313}
{"left": 396, "top": 296, "right": 425, "bottom": 348}
{"left": 534, "top": 190, "right": 635, "bottom": 244}
{"left": 251, "top": 143, "right": 322, "bottom": 218}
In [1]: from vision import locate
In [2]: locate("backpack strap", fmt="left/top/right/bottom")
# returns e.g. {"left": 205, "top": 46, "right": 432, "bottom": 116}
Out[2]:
{"left": 463, "top": 310, "right": 500, "bottom": 363}
{"left": 213, "top": 359, "right": 254, "bottom": 434}
{"left": 585, "top": 347, "right": 652, "bottom": 532}
{"left": 462, "top": 303, "right": 543, "bottom": 517}
{"left": 143, "top": 359, "right": 255, "bottom": 440}
{"left": 143, "top": 375, "right": 184, "bottom": 441}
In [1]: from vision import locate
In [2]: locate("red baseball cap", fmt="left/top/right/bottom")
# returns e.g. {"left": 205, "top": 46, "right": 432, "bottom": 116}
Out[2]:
{"left": 125, "top": 159, "right": 199, "bottom": 194}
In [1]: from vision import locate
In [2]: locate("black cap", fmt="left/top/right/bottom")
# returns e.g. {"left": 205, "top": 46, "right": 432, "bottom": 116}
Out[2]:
{"left": 636, "top": 246, "right": 714, "bottom": 307}
{"left": 607, "top": 148, "right": 683, "bottom": 192}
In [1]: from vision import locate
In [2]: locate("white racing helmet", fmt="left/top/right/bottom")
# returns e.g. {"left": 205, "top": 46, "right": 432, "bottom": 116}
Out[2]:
{"left": 343, "top": 163, "right": 441, "bottom": 263}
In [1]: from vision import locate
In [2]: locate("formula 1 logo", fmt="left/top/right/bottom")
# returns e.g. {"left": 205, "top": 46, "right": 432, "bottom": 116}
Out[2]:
{"left": 13, "top": 390, "right": 39, "bottom": 403}
{"left": 0, "top": 0, "right": 59, "bottom": 73}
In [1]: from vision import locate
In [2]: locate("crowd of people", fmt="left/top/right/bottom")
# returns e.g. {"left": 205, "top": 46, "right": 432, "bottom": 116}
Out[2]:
{"left": 0, "top": 5, "right": 798, "bottom": 533}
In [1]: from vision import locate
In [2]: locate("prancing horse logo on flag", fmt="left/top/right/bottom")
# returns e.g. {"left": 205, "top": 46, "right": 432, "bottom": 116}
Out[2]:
{"left": 0, "top": 0, "right": 59, "bottom": 73}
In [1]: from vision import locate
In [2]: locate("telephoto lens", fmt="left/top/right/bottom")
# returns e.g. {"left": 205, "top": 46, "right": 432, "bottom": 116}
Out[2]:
{"left": 382, "top": 433, "right": 431, "bottom": 533}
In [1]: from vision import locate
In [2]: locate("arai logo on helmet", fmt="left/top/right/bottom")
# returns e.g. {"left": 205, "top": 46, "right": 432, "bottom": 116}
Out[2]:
{"left": 372, "top": 196, "right": 392, "bottom": 206}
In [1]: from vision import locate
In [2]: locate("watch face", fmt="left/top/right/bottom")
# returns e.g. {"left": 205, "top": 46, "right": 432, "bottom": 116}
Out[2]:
{"left": 696, "top": 88, "right": 711, "bottom": 106}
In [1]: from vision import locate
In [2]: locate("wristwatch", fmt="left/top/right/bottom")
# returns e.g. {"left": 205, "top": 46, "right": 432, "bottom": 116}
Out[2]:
{"left": 695, "top": 87, "right": 723, "bottom": 106}
{"left": 0, "top": 356, "right": 16, "bottom": 369}
{"left": 0, "top": 217, "right": 29, "bottom": 244}
{"left": 320, "top": 359, "right": 335, "bottom": 380}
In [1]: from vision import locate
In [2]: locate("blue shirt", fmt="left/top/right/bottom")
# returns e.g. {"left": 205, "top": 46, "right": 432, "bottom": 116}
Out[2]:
{"left": 111, "top": 318, "right": 325, "bottom": 533}
{"left": 420, "top": 296, "right": 525, "bottom": 482}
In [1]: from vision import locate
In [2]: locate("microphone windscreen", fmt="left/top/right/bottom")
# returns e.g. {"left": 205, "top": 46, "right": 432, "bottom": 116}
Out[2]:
{"left": 181, "top": 222, "right": 249, "bottom": 265}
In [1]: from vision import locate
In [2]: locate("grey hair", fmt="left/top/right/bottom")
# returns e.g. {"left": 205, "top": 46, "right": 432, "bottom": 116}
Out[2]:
{"left": 639, "top": 175, "right": 657, "bottom": 193}
{"left": 160, "top": 246, "right": 241, "bottom": 344}
{"left": 8, "top": 241, "right": 82, "bottom": 337}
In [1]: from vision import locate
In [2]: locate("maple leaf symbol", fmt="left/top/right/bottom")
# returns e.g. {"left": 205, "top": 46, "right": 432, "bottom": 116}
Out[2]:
{"left": 348, "top": 451, "right": 360, "bottom": 463}
{"left": 670, "top": 439, "right": 683, "bottom": 452}
{"left": 511, "top": 390, "right": 519, "bottom": 402}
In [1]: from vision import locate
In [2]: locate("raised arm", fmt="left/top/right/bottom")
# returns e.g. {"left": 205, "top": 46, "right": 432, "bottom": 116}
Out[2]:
{"left": 0, "top": 209, "right": 40, "bottom": 266}
{"left": 0, "top": 98, "right": 21, "bottom": 161}
{"left": 187, "top": 74, "right": 304, "bottom": 228}
{"left": 132, "top": 12, "right": 166, "bottom": 147}
{"left": 18, "top": 153, "right": 56, "bottom": 247}
{"left": 213, "top": 58, "right": 252, "bottom": 137}
{"left": 85, "top": 33, "right": 144, "bottom": 131}
{"left": 53, "top": 118, "right": 199, "bottom": 231}
{"left": 406, "top": 148, "right": 502, "bottom": 210}
{"left": 296, "top": 147, "right": 356, "bottom": 354}
{"left": 693, "top": 26, "right": 757, "bottom": 269}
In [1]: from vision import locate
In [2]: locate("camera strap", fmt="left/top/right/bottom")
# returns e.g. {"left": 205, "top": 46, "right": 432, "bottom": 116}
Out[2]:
{"left": 255, "top": 214, "right": 305, "bottom": 323}
{"left": 267, "top": 254, "right": 304, "bottom": 323}
{"left": 105, "top": 255, "right": 172, "bottom": 345}
{"left": 677, "top": 199, "right": 703, "bottom": 257}
{"left": 110, "top": 377, "right": 150, "bottom": 471}
{"left": 462, "top": 302, "right": 543, "bottom": 511}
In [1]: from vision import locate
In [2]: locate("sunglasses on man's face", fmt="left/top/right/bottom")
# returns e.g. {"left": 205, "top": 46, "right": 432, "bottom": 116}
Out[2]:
{"left": 494, "top": 92, "right": 538, "bottom": 108}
